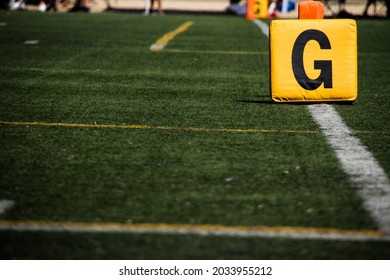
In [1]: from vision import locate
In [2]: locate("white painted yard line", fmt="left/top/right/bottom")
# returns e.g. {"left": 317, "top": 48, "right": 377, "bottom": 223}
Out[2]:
{"left": 0, "top": 22, "right": 7, "bottom": 27}
{"left": 0, "top": 220, "right": 389, "bottom": 241}
{"left": 254, "top": 19, "right": 390, "bottom": 233}
{"left": 253, "top": 19, "right": 269, "bottom": 38}
{"left": 0, "top": 200, "right": 14, "bottom": 215}
{"left": 308, "top": 104, "right": 390, "bottom": 233}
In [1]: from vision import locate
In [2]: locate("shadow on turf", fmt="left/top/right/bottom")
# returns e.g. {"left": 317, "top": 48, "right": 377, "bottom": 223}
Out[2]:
{"left": 235, "top": 99, "right": 273, "bottom": 104}
{"left": 235, "top": 99, "right": 355, "bottom": 105}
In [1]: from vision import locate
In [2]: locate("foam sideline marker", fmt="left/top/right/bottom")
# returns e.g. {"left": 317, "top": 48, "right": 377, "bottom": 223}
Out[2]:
{"left": 150, "top": 21, "right": 193, "bottom": 51}
{"left": 270, "top": 2, "right": 358, "bottom": 102}
{"left": 246, "top": 0, "right": 268, "bottom": 20}
{"left": 298, "top": 0, "right": 324, "bottom": 19}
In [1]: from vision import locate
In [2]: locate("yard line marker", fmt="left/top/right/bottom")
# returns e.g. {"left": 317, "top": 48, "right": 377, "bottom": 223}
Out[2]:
{"left": 0, "top": 120, "right": 318, "bottom": 134}
{"left": 0, "top": 220, "right": 389, "bottom": 241}
{"left": 253, "top": 19, "right": 269, "bottom": 38}
{"left": 0, "top": 201, "right": 14, "bottom": 215}
{"left": 164, "top": 49, "right": 268, "bottom": 56}
{"left": 0, "top": 120, "right": 386, "bottom": 135}
{"left": 308, "top": 104, "right": 390, "bottom": 233}
{"left": 150, "top": 21, "right": 193, "bottom": 51}
{"left": 254, "top": 20, "right": 390, "bottom": 233}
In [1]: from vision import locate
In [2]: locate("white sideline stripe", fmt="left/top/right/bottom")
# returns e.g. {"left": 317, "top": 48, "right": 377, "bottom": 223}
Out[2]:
{"left": 253, "top": 20, "right": 390, "bottom": 233}
{"left": 308, "top": 105, "right": 390, "bottom": 233}
{"left": 0, "top": 221, "right": 389, "bottom": 241}
{"left": 253, "top": 19, "right": 269, "bottom": 38}
{"left": 0, "top": 200, "right": 14, "bottom": 215}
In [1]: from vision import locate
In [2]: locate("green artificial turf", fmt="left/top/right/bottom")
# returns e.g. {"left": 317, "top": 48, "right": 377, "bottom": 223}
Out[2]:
{"left": 0, "top": 11, "right": 389, "bottom": 259}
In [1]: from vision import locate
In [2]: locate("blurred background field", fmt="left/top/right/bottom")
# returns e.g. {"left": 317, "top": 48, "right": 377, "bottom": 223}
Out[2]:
{"left": 4, "top": 0, "right": 389, "bottom": 17}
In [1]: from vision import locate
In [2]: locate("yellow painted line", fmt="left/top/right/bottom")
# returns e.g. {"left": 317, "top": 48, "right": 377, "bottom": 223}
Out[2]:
{"left": 0, "top": 220, "right": 389, "bottom": 241}
{"left": 164, "top": 49, "right": 268, "bottom": 56}
{"left": 150, "top": 21, "right": 194, "bottom": 51}
{"left": 0, "top": 120, "right": 318, "bottom": 134}
{"left": 0, "top": 121, "right": 152, "bottom": 130}
{"left": 1, "top": 120, "right": 387, "bottom": 136}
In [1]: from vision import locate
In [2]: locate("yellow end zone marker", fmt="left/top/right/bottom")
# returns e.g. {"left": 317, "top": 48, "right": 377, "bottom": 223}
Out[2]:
{"left": 150, "top": 21, "right": 194, "bottom": 51}
{"left": 0, "top": 220, "right": 389, "bottom": 241}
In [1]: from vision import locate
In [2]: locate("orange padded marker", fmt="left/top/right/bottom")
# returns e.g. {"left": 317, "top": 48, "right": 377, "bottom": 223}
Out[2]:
{"left": 246, "top": 0, "right": 255, "bottom": 20}
{"left": 298, "top": 0, "right": 325, "bottom": 19}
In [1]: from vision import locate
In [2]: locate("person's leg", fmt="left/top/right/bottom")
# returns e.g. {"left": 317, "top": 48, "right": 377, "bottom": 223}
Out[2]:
{"left": 363, "top": 0, "right": 375, "bottom": 16}
{"left": 150, "top": 0, "right": 155, "bottom": 12}
{"left": 144, "top": 0, "right": 150, "bottom": 14}
{"left": 385, "top": 0, "right": 390, "bottom": 17}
